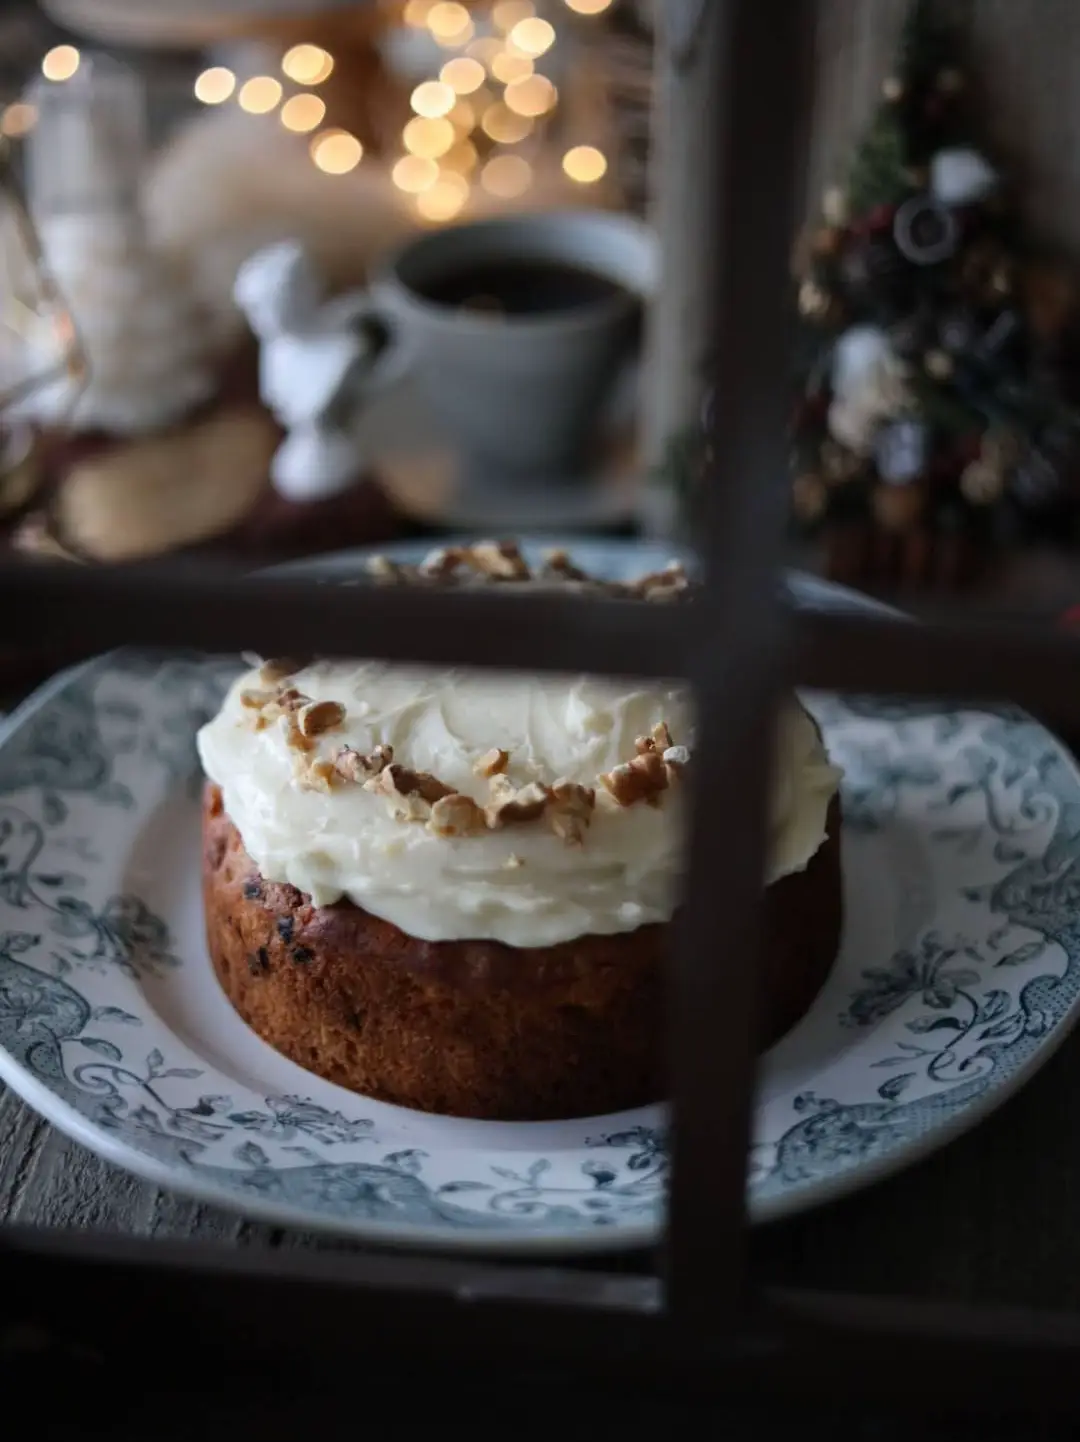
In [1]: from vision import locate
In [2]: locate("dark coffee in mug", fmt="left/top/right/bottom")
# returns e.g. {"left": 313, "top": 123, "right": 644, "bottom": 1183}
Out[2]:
{"left": 418, "top": 257, "right": 631, "bottom": 317}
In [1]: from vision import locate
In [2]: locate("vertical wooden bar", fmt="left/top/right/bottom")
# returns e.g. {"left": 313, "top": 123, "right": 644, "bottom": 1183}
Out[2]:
{"left": 664, "top": 0, "right": 815, "bottom": 1327}
{"left": 639, "top": 1, "right": 726, "bottom": 537}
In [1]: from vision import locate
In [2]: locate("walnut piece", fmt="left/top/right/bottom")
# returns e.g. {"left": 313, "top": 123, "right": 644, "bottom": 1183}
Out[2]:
{"left": 334, "top": 743, "right": 393, "bottom": 784}
{"left": 429, "top": 793, "right": 486, "bottom": 837}
{"left": 473, "top": 747, "right": 509, "bottom": 778}
{"left": 635, "top": 722, "right": 673, "bottom": 755}
{"left": 298, "top": 699, "right": 346, "bottom": 737}
{"left": 294, "top": 755, "right": 338, "bottom": 793}
{"left": 240, "top": 688, "right": 278, "bottom": 710}
{"left": 366, "top": 555, "right": 408, "bottom": 584}
{"left": 599, "top": 750, "right": 669, "bottom": 807}
{"left": 467, "top": 539, "right": 530, "bottom": 581}
{"left": 548, "top": 780, "right": 596, "bottom": 845}
{"left": 365, "top": 762, "right": 454, "bottom": 822}
{"left": 540, "top": 548, "right": 589, "bottom": 583}
{"left": 485, "top": 778, "right": 551, "bottom": 827}
{"left": 633, "top": 562, "right": 690, "bottom": 603}
{"left": 419, "top": 546, "right": 467, "bottom": 580}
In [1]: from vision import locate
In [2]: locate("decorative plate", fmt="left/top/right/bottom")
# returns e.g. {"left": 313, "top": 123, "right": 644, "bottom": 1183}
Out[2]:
{"left": 1, "top": 540, "right": 1079, "bottom": 1255}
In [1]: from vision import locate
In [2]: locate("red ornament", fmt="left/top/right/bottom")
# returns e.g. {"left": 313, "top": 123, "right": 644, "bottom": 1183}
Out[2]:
{"left": 867, "top": 203, "right": 897, "bottom": 232}
{"left": 849, "top": 204, "right": 896, "bottom": 238}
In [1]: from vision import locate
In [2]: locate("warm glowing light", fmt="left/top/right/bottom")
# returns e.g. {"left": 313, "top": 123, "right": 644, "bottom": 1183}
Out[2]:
{"left": 416, "top": 172, "right": 469, "bottom": 222}
{"left": 193, "top": 67, "right": 235, "bottom": 104}
{"left": 411, "top": 80, "right": 455, "bottom": 118}
{"left": 403, "top": 115, "right": 456, "bottom": 159}
{"left": 480, "top": 101, "right": 534, "bottom": 144}
{"left": 440, "top": 56, "right": 486, "bottom": 94}
{"left": 510, "top": 17, "right": 555, "bottom": 55}
{"left": 442, "top": 138, "right": 479, "bottom": 174}
{"left": 427, "top": 2, "right": 473, "bottom": 43}
{"left": 492, "top": 0, "right": 536, "bottom": 28}
{"left": 466, "top": 37, "right": 504, "bottom": 68}
{"left": 449, "top": 98, "right": 476, "bottom": 131}
{"left": 310, "top": 128, "right": 363, "bottom": 174}
{"left": 1, "top": 102, "right": 37, "bottom": 137}
{"left": 41, "top": 45, "right": 80, "bottom": 82}
{"left": 403, "top": 0, "right": 436, "bottom": 23}
{"left": 280, "top": 93, "right": 326, "bottom": 132}
{"left": 481, "top": 153, "right": 532, "bottom": 198}
{"left": 562, "top": 144, "right": 607, "bottom": 184}
{"left": 490, "top": 50, "right": 533, "bottom": 83}
{"left": 238, "top": 76, "right": 283, "bottom": 114}
{"left": 563, "top": 0, "right": 613, "bottom": 12}
{"left": 281, "top": 43, "right": 334, "bottom": 85}
{"left": 503, "top": 73, "right": 556, "bottom": 116}
{"left": 392, "top": 154, "right": 440, "bottom": 193}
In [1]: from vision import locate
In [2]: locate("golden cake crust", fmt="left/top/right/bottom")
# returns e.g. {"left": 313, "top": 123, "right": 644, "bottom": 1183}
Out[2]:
{"left": 202, "top": 784, "right": 842, "bottom": 1120}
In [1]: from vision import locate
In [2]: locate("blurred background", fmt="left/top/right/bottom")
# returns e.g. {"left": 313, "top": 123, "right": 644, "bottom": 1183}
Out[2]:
{"left": 3, "top": 0, "right": 1080, "bottom": 614}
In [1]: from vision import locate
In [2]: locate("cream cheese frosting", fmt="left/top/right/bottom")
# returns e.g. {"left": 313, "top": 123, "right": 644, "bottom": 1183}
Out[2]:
{"left": 197, "top": 658, "right": 842, "bottom": 949}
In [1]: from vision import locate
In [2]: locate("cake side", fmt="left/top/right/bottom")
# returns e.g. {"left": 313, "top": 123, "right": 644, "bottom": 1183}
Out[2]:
{"left": 202, "top": 784, "right": 842, "bottom": 1120}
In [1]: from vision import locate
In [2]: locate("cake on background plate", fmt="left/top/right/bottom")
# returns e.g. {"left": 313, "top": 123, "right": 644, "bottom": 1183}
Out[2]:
{"left": 197, "top": 542, "right": 843, "bottom": 1120}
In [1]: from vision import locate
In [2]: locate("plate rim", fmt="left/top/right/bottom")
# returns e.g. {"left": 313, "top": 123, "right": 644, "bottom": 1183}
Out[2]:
{"left": 0, "top": 544, "right": 1076, "bottom": 1252}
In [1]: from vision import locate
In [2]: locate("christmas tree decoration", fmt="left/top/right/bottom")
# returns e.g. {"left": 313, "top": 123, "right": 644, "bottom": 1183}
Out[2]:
{"left": 789, "top": 0, "right": 1080, "bottom": 589}
{"left": 930, "top": 146, "right": 997, "bottom": 206}
{"left": 892, "top": 194, "right": 958, "bottom": 265}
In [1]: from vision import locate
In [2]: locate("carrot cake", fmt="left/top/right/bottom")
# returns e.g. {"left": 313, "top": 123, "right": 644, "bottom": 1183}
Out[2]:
{"left": 196, "top": 543, "right": 843, "bottom": 1120}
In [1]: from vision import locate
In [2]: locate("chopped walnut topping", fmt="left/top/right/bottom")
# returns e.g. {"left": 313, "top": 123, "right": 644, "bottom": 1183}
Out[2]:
{"left": 473, "top": 747, "right": 509, "bottom": 778}
{"left": 418, "top": 546, "right": 467, "bottom": 580}
{"left": 241, "top": 683, "right": 313, "bottom": 737}
{"left": 366, "top": 762, "right": 453, "bottom": 810}
{"left": 284, "top": 716, "right": 314, "bottom": 753}
{"left": 276, "top": 688, "right": 310, "bottom": 711}
{"left": 240, "top": 688, "right": 278, "bottom": 710}
{"left": 366, "top": 555, "right": 407, "bottom": 584}
{"left": 467, "top": 539, "right": 530, "bottom": 581}
{"left": 298, "top": 699, "right": 346, "bottom": 738}
{"left": 599, "top": 750, "right": 670, "bottom": 808}
{"left": 548, "top": 780, "right": 596, "bottom": 845}
{"left": 294, "top": 756, "right": 338, "bottom": 793}
{"left": 485, "top": 778, "right": 551, "bottom": 828}
{"left": 635, "top": 722, "right": 673, "bottom": 755}
{"left": 540, "top": 548, "right": 589, "bottom": 583}
{"left": 259, "top": 658, "right": 303, "bottom": 686}
{"left": 364, "top": 763, "right": 449, "bottom": 822}
{"left": 429, "top": 793, "right": 487, "bottom": 837}
{"left": 633, "top": 562, "right": 690, "bottom": 603}
{"left": 334, "top": 743, "right": 393, "bottom": 784}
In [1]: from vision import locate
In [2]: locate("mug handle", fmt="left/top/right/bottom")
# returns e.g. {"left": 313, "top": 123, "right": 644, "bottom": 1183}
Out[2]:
{"left": 319, "top": 288, "right": 415, "bottom": 430}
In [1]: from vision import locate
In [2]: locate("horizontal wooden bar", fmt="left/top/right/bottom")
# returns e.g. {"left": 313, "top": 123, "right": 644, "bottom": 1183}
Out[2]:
{"left": 791, "top": 609, "right": 1080, "bottom": 726}
{"left": 9, "top": 561, "right": 1080, "bottom": 724}
{"left": 8, "top": 1225, "right": 1080, "bottom": 1410}
{"left": 0, "top": 557, "right": 688, "bottom": 680}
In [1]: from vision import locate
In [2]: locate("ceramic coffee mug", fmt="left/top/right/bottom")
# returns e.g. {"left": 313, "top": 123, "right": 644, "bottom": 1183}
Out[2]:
{"left": 343, "top": 210, "right": 656, "bottom": 475}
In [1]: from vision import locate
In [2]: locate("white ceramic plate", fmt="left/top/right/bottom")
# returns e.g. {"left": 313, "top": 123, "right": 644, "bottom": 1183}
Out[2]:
{"left": 0, "top": 539, "right": 1078, "bottom": 1254}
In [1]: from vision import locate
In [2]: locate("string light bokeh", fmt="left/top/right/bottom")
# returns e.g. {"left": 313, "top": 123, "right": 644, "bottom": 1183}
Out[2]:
{"left": 3, "top": 1, "right": 614, "bottom": 229}
{"left": 382, "top": 0, "right": 614, "bottom": 222}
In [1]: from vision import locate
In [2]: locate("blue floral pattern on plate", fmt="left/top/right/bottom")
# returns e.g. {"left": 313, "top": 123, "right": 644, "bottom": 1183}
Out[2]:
{"left": 0, "top": 543, "right": 1078, "bottom": 1253}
